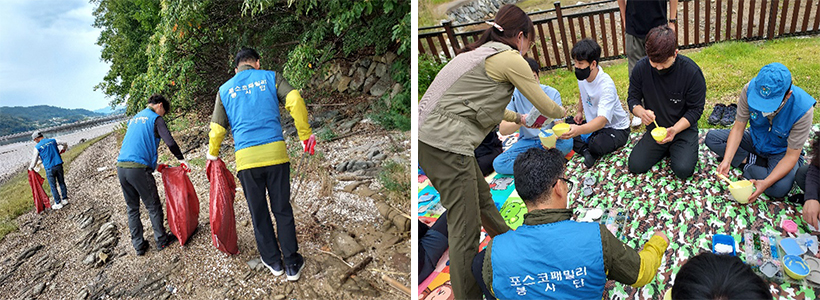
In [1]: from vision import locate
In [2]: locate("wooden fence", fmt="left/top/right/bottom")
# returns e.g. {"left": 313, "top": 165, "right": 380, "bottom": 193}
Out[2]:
{"left": 419, "top": 0, "right": 820, "bottom": 70}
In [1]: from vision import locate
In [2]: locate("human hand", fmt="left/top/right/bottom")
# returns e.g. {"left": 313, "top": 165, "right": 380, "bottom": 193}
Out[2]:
{"left": 179, "top": 159, "right": 190, "bottom": 172}
{"left": 559, "top": 124, "right": 581, "bottom": 139}
{"left": 747, "top": 179, "right": 771, "bottom": 203}
{"left": 302, "top": 134, "right": 317, "bottom": 155}
{"left": 658, "top": 127, "right": 678, "bottom": 144}
{"left": 717, "top": 160, "right": 731, "bottom": 177}
{"left": 804, "top": 200, "right": 820, "bottom": 230}
{"left": 640, "top": 109, "right": 656, "bottom": 126}
{"left": 574, "top": 112, "right": 584, "bottom": 124}
{"left": 668, "top": 22, "right": 677, "bottom": 33}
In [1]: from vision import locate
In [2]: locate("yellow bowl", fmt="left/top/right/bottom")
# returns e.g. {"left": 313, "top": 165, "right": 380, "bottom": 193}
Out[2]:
{"left": 552, "top": 123, "right": 570, "bottom": 136}
{"left": 651, "top": 127, "right": 667, "bottom": 142}
{"left": 538, "top": 130, "right": 557, "bottom": 149}
{"left": 728, "top": 180, "right": 754, "bottom": 204}
{"left": 783, "top": 255, "right": 811, "bottom": 280}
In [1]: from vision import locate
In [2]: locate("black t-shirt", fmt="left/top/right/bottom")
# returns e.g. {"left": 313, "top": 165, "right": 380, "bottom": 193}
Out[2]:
{"left": 627, "top": 55, "right": 706, "bottom": 130}
{"left": 625, "top": 0, "right": 669, "bottom": 38}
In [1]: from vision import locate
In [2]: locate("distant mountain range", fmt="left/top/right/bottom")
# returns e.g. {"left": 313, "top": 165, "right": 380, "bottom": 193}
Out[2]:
{"left": 93, "top": 106, "right": 126, "bottom": 115}
{"left": 0, "top": 105, "right": 113, "bottom": 136}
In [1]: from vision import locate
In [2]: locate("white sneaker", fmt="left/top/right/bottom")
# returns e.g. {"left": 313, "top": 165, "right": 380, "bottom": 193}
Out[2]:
{"left": 52, "top": 203, "right": 63, "bottom": 210}
{"left": 61, "top": 199, "right": 69, "bottom": 205}
{"left": 631, "top": 116, "right": 642, "bottom": 127}
{"left": 260, "top": 258, "right": 285, "bottom": 276}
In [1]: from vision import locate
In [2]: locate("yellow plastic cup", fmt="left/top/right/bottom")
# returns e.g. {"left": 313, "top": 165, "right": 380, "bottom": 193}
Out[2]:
{"left": 728, "top": 180, "right": 754, "bottom": 204}
{"left": 553, "top": 123, "right": 570, "bottom": 137}
{"left": 651, "top": 127, "right": 667, "bottom": 142}
{"left": 539, "top": 129, "right": 557, "bottom": 149}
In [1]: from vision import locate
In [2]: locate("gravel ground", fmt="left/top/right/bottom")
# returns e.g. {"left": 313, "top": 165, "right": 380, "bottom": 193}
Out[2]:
{"left": 0, "top": 122, "right": 410, "bottom": 300}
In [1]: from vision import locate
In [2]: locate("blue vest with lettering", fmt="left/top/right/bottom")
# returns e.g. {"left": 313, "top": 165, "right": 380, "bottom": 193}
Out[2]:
{"left": 117, "top": 108, "right": 161, "bottom": 169}
{"left": 35, "top": 138, "right": 63, "bottom": 170}
{"left": 491, "top": 220, "right": 606, "bottom": 299}
{"left": 218, "top": 69, "right": 282, "bottom": 151}
{"left": 748, "top": 85, "right": 816, "bottom": 156}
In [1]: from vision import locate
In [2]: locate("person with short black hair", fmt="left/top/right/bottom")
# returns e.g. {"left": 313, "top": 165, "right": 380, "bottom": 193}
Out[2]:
{"left": 493, "top": 57, "right": 572, "bottom": 175}
{"left": 117, "top": 93, "right": 186, "bottom": 256}
{"left": 208, "top": 47, "right": 316, "bottom": 281}
{"left": 28, "top": 131, "right": 69, "bottom": 209}
{"left": 627, "top": 25, "right": 706, "bottom": 180}
{"left": 795, "top": 133, "right": 820, "bottom": 229}
{"left": 560, "top": 38, "right": 630, "bottom": 168}
{"left": 475, "top": 147, "right": 669, "bottom": 299}
{"left": 706, "top": 63, "right": 816, "bottom": 202}
{"left": 670, "top": 252, "right": 772, "bottom": 300}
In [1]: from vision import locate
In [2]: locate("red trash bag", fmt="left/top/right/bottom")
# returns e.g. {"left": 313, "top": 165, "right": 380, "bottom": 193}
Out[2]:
{"left": 28, "top": 170, "right": 51, "bottom": 213}
{"left": 158, "top": 164, "right": 200, "bottom": 246}
{"left": 206, "top": 158, "right": 239, "bottom": 255}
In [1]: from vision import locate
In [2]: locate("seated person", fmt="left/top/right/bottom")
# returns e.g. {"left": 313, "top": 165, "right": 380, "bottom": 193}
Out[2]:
{"left": 670, "top": 252, "right": 771, "bottom": 300}
{"left": 493, "top": 58, "right": 572, "bottom": 175}
{"left": 796, "top": 133, "right": 820, "bottom": 229}
{"left": 475, "top": 148, "right": 669, "bottom": 299}
{"left": 627, "top": 25, "right": 706, "bottom": 180}
{"left": 418, "top": 212, "right": 449, "bottom": 283}
{"left": 560, "top": 38, "right": 631, "bottom": 168}
{"left": 476, "top": 130, "right": 504, "bottom": 177}
{"left": 706, "top": 63, "right": 815, "bottom": 201}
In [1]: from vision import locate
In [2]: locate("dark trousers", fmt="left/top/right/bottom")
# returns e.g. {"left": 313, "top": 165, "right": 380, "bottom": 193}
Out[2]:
{"left": 476, "top": 149, "right": 502, "bottom": 177}
{"left": 705, "top": 129, "right": 802, "bottom": 198}
{"left": 628, "top": 127, "right": 699, "bottom": 179}
{"left": 237, "top": 163, "right": 300, "bottom": 265}
{"left": 46, "top": 164, "right": 68, "bottom": 204}
{"left": 419, "top": 141, "right": 511, "bottom": 300}
{"left": 117, "top": 167, "right": 170, "bottom": 250}
{"left": 572, "top": 128, "right": 630, "bottom": 159}
{"left": 472, "top": 249, "right": 496, "bottom": 300}
{"left": 419, "top": 212, "right": 449, "bottom": 283}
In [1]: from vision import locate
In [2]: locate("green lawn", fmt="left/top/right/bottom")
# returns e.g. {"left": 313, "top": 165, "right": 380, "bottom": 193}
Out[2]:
{"left": 539, "top": 36, "right": 820, "bottom": 129}
{"left": 0, "top": 133, "right": 109, "bottom": 240}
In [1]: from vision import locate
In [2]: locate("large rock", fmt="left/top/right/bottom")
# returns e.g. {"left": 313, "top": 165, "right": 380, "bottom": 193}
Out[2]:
{"left": 369, "top": 76, "right": 393, "bottom": 97}
{"left": 383, "top": 52, "right": 397, "bottom": 65}
{"left": 349, "top": 67, "right": 367, "bottom": 91}
{"left": 331, "top": 231, "right": 365, "bottom": 259}
{"left": 336, "top": 76, "right": 352, "bottom": 92}
{"left": 374, "top": 63, "right": 388, "bottom": 79}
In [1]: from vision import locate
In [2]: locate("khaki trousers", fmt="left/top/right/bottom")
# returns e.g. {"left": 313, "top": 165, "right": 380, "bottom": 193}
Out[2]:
{"left": 419, "top": 141, "right": 511, "bottom": 300}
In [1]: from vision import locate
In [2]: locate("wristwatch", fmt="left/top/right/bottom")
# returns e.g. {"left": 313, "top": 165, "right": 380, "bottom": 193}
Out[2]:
{"left": 668, "top": 19, "right": 677, "bottom": 24}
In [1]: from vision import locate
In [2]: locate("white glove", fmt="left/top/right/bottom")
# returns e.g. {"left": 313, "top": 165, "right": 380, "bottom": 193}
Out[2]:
{"left": 179, "top": 159, "right": 188, "bottom": 167}
{"left": 206, "top": 153, "right": 218, "bottom": 161}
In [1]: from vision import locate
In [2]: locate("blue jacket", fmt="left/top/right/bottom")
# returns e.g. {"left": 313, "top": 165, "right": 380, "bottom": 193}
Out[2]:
{"left": 749, "top": 85, "right": 816, "bottom": 155}
{"left": 35, "top": 138, "right": 63, "bottom": 170}
{"left": 218, "top": 69, "right": 282, "bottom": 151}
{"left": 491, "top": 220, "right": 606, "bottom": 299}
{"left": 117, "top": 108, "right": 161, "bottom": 169}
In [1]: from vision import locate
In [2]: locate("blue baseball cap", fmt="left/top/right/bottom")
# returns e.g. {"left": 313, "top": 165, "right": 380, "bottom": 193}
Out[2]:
{"left": 747, "top": 63, "right": 792, "bottom": 113}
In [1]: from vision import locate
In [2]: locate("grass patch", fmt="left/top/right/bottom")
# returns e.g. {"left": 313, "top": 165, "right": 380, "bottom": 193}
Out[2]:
{"left": 316, "top": 126, "right": 338, "bottom": 142}
{"left": 538, "top": 36, "right": 820, "bottom": 130}
{"left": 0, "top": 133, "right": 110, "bottom": 240}
{"left": 378, "top": 160, "right": 410, "bottom": 204}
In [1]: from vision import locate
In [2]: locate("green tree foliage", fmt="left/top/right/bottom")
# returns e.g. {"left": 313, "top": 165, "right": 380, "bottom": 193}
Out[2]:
{"left": 93, "top": 0, "right": 410, "bottom": 130}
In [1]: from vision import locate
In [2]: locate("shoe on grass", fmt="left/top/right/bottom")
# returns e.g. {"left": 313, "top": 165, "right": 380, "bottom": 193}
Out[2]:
{"left": 261, "top": 257, "right": 285, "bottom": 276}
{"left": 719, "top": 104, "right": 737, "bottom": 126}
{"left": 707, "top": 103, "right": 726, "bottom": 125}
{"left": 285, "top": 255, "right": 305, "bottom": 281}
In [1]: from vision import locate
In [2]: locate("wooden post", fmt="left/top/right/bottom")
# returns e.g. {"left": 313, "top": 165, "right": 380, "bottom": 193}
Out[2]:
{"left": 442, "top": 21, "right": 460, "bottom": 53}
{"left": 695, "top": 0, "right": 701, "bottom": 44}
{"left": 705, "top": 0, "right": 711, "bottom": 43}
{"left": 814, "top": 0, "right": 820, "bottom": 31}
{"left": 737, "top": 0, "right": 744, "bottom": 39}
{"left": 715, "top": 0, "right": 722, "bottom": 42}
{"left": 768, "top": 0, "right": 780, "bottom": 39}
{"left": 779, "top": 0, "right": 790, "bottom": 35}
{"left": 748, "top": 0, "right": 756, "bottom": 38}
{"left": 726, "top": 0, "right": 733, "bottom": 40}
{"left": 555, "top": 2, "right": 572, "bottom": 70}
{"left": 684, "top": 0, "right": 690, "bottom": 46}
{"left": 802, "top": 0, "right": 811, "bottom": 32}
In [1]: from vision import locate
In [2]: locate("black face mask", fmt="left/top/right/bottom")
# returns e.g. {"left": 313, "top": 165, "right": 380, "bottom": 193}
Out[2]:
{"left": 654, "top": 58, "right": 676, "bottom": 76}
{"left": 575, "top": 65, "right": 591, "bottom": 81}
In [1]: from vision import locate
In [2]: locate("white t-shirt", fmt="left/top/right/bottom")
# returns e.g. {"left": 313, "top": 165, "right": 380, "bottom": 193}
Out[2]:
{"left": 578, "top": 66, "right": 629, "bottom": 130}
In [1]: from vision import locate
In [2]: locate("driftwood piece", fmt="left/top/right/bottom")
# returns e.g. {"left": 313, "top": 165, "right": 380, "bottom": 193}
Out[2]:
{"left": 381, "top": 274, "right": 410, "bottom": 296}
{"left": 339, "top": 256, "right": 373, "bottom": 284}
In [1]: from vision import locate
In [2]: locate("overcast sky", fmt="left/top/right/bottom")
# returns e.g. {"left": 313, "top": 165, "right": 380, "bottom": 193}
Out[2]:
{"left": 0, "top": 0, "right": 112, "bottom": 111}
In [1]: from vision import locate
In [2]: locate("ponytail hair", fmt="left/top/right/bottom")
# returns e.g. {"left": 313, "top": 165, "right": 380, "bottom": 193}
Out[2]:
{"left": 457, "top": 5, "right": 535, "bottom": 54}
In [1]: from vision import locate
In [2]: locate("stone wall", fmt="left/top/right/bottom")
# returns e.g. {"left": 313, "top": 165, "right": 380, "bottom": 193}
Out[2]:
{"left": 447, "top": 0, "right": 521, "bottom": 24}
{"left": 316, "top": 52, "right": 403, "bottom": 101}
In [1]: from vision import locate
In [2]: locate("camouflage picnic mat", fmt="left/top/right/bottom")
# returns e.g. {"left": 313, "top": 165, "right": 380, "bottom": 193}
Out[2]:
{"left": 419, "top": 125, "right": 820, "bottom": 300}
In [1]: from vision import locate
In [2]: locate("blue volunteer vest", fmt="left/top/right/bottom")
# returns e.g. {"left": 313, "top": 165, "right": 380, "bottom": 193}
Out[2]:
{"left": 117, "top": 108, "right": 161, "bottom": 169}
{"left": 491, "top": 220, "right": 606, "bottom": 299}
{"left": 35, "top": 138, "right": 63, "bottom": 170}
{"left": 748, "top": 85, "right": 816, "bottom": 156}
{"left": 218, "top": 69, "right": 283, "bottom": 151}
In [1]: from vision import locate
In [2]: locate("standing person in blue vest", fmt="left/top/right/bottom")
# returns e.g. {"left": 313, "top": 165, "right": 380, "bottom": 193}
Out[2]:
{"left": 706, "top": 63, "right": 816, "bottom": 202}
{"left": 117, "top": 94, "right": 186, "bottom": 256}
{"left": 207, "top": 48, "right": 316, "bottom": 281}
{"left": 492, "top": 57, "right": 572, "bottom": 175}
{"left": 475, "top": 147, "right": 669, "bottom": 299}
{"left": 28, "top": 132, "right": 69, "bottom": 209}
